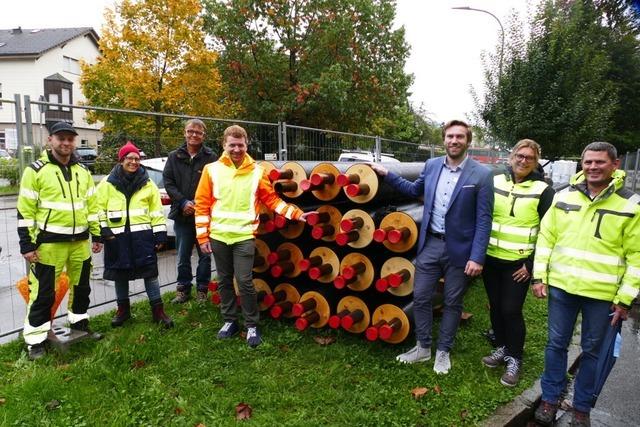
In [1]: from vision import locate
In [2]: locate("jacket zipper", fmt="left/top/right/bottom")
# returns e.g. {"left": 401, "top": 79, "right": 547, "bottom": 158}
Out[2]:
{"left": 55, "top": 173, "right": 66, "bottom": 198}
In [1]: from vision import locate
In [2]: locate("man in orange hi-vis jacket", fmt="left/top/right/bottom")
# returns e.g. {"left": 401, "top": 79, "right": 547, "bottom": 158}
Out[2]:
{"left": 195, "top": 125, "right": 315, "bottom": 348}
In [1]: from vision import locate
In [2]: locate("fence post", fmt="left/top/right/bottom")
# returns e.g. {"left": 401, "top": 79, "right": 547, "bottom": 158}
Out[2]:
{"left": 23, "top": 95, "right": 34, "bottom": 150}
{"left": 14, "top": 94, "right": 25, "bottom": 178}
{"left": 633, "top": 149, "right": 640, "bottom": 193}
{"left": 280, "top": 122, "right": 288, "bottom": 161}
{"left": 374, "top": 136, "right": 381, "bottom": 162}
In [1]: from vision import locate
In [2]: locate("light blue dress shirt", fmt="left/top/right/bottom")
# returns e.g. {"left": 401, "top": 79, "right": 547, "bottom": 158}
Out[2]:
{"left": 429, "top": 156, "right": 468, "bottom": 234}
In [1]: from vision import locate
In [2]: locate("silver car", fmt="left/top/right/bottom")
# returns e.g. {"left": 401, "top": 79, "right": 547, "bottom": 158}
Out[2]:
{"left": 140, "top": 157, "right": 175, "bottom": 239}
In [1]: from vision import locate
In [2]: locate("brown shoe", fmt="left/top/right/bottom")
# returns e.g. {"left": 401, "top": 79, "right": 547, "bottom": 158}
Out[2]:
{"left": 171, "top": 290, "right": 190, "bottom": 304}
{"left": 571, "top": 409, "right": 591, "bottom": 427}
{"left": 534, "top": 400, "right": 558, "bottom": 426}
{"left": 500, "top": 356, "right": 521, "bottom": 387}
{"left": 196, "top": 290, "right": 208, "bottom": 303}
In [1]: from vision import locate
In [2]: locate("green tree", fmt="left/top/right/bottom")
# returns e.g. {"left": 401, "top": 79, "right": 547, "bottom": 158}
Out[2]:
{"left": 476, "top": 0, "right": 640, "bottom": 158}
{"left": 202, "top": 0, "right": 413, "bottom": 137}
{"left": 81, "top": 0, "right": 240, "bottom": 156}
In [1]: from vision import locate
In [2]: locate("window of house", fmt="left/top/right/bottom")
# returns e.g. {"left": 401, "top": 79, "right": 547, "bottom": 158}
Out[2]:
{"left": 61, "top": 88, "right": 71, "bottom": 111}
{"left": 0, "top": 82, "right": 3, "bottom": 108}
{"left": 0, "top": 131, "right": 5, "bottom": 149}
{"left": 81, "top": 139, "right": 89, "bottom": 147}
{"left": 63, "top": 56, "right": 81, "bottom": 75}
{"left": 49, "top": 93, "right": 59, "bottom": 110}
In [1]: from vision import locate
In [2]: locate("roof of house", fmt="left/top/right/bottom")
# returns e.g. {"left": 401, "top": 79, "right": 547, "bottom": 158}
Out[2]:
{"left": 0, "top": 27, "right": 99, "bottom": 58}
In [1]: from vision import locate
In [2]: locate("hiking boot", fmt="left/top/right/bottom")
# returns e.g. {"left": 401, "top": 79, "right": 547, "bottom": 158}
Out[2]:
{"left": 246, "top": 326, "right": 262, "bottom": 348}
{"left": 571, "top": 409, "right": 591, "bottom": 427}
{"left": 111, "top": 301, "right": 131, "bottom": 327}
{"left": 151, "top": 303, "right": 174, "bottom": 329}
{"left": 534, "top": 400, "right": 558, "bottom": 426}
{"left": 433, "top": 350, "right": 451, "bottom": 374}
{"left": 196, "top": 290, "right": 208, "bottom": 303}
{"left": 500, "top": 356, "right": 521, "bottom": 387}
{"left": 70, "top": 319, "right": 104, "bottom": 340}
{"left": 28, "top": 342, "right": 46, "bottom": 360}
{"left": 482, "top": 345, "right": 506, "bottom": 368}
{"left": 171, "top": 290, "right": 191, "bottom": 304}
{"left": 217, "top": 321, "right": 239, "bottom": 339}
{"left": 395, "top": 344, "right": 431, "bottom": 364}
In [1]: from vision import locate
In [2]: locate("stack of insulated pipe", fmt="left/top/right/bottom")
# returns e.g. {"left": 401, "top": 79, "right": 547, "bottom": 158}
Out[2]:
{"left": 249, "top": 160, "right": 431, "bottom": 344}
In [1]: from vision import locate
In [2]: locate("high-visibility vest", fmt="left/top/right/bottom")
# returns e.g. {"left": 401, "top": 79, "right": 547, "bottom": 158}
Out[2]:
{"left": 487, "top": 173, "right": 549, "bottom": 261}
{"left": 195, "top": 152, "right": 303, "bottom": 245}
{"left": 17, "top": 151, "right": 99, "bottom": 248}
{"left": 533, "top": 169, "right": 640, "bottom": 306}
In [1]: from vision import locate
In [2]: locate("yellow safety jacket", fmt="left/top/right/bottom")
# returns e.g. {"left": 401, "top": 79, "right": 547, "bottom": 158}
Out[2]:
{"left": 487, "top": 173, "right": 549, "bottom": 261}
{"left": 17, "top": 151, "right": 99, "bottom": 254}
{"left": 533, "top": 169, "right": 640, "bottom": 306}
{"left": 95, "top": 167, "right": 166, "bottom": 271}
{"left": 195, "top": 152, "right": 303, "bottom": 245}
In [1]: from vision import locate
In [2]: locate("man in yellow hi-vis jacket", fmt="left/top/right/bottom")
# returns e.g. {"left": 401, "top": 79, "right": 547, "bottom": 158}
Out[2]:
{"left": 532, "top": 142, "right": 640, "bottom": 426}
{"left": 17, "top": 122, "right": 103, "bottom": 360}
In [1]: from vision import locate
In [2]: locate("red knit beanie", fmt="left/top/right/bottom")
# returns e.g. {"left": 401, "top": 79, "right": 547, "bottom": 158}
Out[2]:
{"left": 118, "top": 141, "right": 141, "bottom": 161}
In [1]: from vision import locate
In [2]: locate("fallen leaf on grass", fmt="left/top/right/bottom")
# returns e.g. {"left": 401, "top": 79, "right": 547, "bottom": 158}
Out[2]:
{"left": 131, "top": 360, "right": 146, "bottom": 369}
{"left": 0, "top": 397, "right": 6, "bottom": 405}
{"left": 313, "top": 336, "right": 336, "bottom": 346}
{"left": 433, "top": 384, "right": 442, "bottom": 394}
{"left": 56, "top": 363, "right": 70, "bottom": 371}
{"left": 179, "top": 309, "right": 189, "bottom": 316}
{"left": 235, "top": 402, "right": 252, "bottom": 420}
{"left": 411, "top": 387, "right": 429, "bottom": 400}
{"left": 460, "top": 312, "right": 473, "bottom": 320}
{"left": 278, "top": 344, "right": 290, "bottom": 352}
{"left": 195, "top": 423, "right": 206, "bottom": 427}
{"left": 63, "top": 376, "right": 73, "bottom": 382}
{"left": 137, "top": 335, "right": 146, "bottom": 344}
{"left": 174, "top": 407, "right": 184, "bottom": 415}
{"left": 460, "top": 409, "right": 469, "bottom": 419}
{"left": 45, "top": 399, "right": 61, "bottom": 411}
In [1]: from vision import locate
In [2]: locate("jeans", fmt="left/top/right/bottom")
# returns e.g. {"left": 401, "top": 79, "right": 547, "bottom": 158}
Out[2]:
{"left": 115, "top": 276, "right": 162, "bottom": 305}
{"left": 541, "top": 286, "right": 611, "bottom": 413}
{"left": 413, "top": 236, "right": 469, "bottom": 352}
{"left": 211, "top": 238, "right": 259, "bottom": 327}
{"left": 174, "top": 220, "right": 211, "bottom": 292}
{"left": 482, "top": 257, "right": 530, "bottom": 359}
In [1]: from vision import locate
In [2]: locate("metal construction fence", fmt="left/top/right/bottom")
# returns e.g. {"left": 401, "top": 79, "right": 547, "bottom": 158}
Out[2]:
{"left": 0, "top": 95, "right": 437, "bottom": 342}
{"left": 621, "top": 149, "right": 640, "bottom": 192}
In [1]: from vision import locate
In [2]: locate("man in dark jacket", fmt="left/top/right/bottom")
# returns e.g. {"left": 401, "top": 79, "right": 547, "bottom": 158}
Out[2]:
{"left": 163, "top": 119, "right": 217, "bottom": 303}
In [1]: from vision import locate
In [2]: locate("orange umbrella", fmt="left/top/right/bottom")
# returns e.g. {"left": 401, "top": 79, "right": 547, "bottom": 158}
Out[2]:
{"left": 16, "top": 272, "right": 70, "bottom": 319}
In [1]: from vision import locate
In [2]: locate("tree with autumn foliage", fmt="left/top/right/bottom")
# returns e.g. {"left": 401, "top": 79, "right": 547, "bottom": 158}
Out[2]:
{"left": 81, "top": 0, "right": 239, "bottom": 155}
{"left": 202, "top": 0, "right": 414, "bottom": 138}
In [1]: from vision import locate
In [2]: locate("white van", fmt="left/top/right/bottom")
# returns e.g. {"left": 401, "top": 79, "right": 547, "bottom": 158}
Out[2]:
{"left": 337, "top": 151, "right": 401, "bottom": 163}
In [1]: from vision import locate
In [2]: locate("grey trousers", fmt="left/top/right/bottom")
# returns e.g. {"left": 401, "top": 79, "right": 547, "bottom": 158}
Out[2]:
{"left": 211, "top": 238, "right": 259, "bottom": 327}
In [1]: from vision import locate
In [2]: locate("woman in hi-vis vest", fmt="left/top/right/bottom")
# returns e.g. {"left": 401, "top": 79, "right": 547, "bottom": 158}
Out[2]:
{"left": 481, "top": 139, "right": 555, "bottom": 387}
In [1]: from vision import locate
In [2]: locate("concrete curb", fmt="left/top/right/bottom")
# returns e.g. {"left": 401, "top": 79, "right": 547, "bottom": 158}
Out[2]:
{"left": 482, "top": 334, "right": 582, "bottom": 426}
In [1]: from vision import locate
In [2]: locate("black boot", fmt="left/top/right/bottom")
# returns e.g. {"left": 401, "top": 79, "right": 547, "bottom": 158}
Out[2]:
{"left": 151, "top": 302, "right": 174, "bottom": 329}
{"left": 70, "top": 318, "right": 104, "bottom": 340}
{"left": 111, "top": 301, "right": 131, "bottom": 328}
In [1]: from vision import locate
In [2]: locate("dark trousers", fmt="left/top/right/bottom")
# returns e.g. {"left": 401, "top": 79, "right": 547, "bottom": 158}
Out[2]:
{"left": 482, "top": 257, "right": 530, "bottom": 359}
{"left": 413, "top": 236, "right": 469, "bottom": 352}
{"left": 211, "top": 238, "right": 259, "bottom": 327}
{"left": 175, "top": 220, "right": 211, "bottom": 292}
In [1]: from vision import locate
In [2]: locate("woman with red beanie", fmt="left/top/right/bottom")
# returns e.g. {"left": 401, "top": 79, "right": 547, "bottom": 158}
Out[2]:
{"left": 95, "top": 141, "right": 173, "bottom": 328}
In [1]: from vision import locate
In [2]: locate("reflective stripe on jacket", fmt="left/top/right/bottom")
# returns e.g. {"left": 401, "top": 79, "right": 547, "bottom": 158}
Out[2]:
{"left": 487, "top": 173, "right": 549, "bottom": 261}
{"left": 194, "top": 152, "right": 303, "bottom": 245}
{"left": 17, "top": 151, "right": 99, "bottom": 253}
{"left": 533, "top": 169, "right": 640, "bottom": 306}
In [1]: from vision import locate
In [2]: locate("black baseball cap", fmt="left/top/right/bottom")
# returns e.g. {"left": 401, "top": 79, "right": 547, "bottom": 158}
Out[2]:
{"left": 49, "top": 122, "right": 78, "bottom": 136}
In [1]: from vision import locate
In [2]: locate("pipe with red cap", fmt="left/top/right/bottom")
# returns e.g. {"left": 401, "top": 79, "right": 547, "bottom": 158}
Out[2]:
{"left": 341, "top": 162, "right": 424, "bottom": 204}
{"left": 268, "top": 283, "right": 301, "bottom": 319}
{"left": 369, "top": 302, "right": 414, "bottom": 344}
{"left": 293, "top": 290, "right": 336, "bottom": 331}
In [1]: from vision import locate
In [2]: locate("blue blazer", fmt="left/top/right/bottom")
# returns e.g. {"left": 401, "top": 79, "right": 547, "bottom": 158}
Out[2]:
{"left": 385, "top": 156, "right": 494, "bottom": 267}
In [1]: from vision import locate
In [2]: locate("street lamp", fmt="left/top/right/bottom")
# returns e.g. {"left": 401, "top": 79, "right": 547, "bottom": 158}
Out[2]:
{"left": 452, "top": 6, "right": 505, "bottom": 85}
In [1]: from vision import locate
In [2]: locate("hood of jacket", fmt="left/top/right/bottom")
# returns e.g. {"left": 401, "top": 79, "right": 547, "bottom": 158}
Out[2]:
{"left": 107, "top": 164, "right": 150, "bottom": 198}
{"left": 570, "top": 168, "right": 626, "bottom": 197}
{"left": 218, "top": 151, "right": 256, "bottom": 175}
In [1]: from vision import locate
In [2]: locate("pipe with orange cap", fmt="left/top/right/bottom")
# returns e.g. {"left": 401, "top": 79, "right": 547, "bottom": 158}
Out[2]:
{"left": 372, "top": 203, "right": 423, "bottom": 253}
{"left": 333, "top": 252, "right": 374, "bottom": 291}
{"left": 374, "top": 256, "right": 415, "bottom": 297}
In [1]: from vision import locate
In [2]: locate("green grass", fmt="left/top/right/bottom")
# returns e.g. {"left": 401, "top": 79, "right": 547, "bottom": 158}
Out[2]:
{"left": 0, "top": 282, "right": 548, "bottom": 426}
{"left": 0, "top": 184, "right": 19, "bottom": 195}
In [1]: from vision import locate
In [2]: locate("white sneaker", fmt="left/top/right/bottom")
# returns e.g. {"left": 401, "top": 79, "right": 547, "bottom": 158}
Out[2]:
{"left": 395, "top": 344, "right": 431, "bottom": 364}
{"left": 433, "top": 350, "right": 451, "bottom": 374}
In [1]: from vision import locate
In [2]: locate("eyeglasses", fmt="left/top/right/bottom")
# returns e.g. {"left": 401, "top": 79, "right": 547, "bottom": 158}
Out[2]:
{"left": 186, "top": 129, "right": 205, "bottom": 136}
{"left": 515, "top": 153, "right": 536, "bottom": 163}
{"left": 124, "top": 156, "right": 141, "bottom": 162}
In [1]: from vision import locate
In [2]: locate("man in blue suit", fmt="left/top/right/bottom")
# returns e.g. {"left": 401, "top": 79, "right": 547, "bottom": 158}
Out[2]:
{"left": 371, "top": 120, "right": 494, "bottom": 374}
